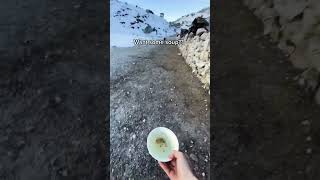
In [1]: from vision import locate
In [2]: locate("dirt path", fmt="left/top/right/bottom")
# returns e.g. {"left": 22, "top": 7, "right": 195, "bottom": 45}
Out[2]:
{"left": 110, "top": 45, "right": 210, "bottom": 179}
{"left": 213, "top": 1, "right": 320, "bottom": 180}
{"left": 0, "top": 0, "right": 107, "bottom": 179}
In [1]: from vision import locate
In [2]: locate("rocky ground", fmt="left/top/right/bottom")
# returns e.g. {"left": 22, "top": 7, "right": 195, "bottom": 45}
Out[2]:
{"left": 0, "top": 0, "right": 107, "bottom": 179}
{"left": 110, "top": 45, "right": 210, "bottom": 179}
{"left": 213, "top": 1, "right": 320, "bottom": 180}
{"left": 178, "top": 32, "right": 210, "bottom": 90}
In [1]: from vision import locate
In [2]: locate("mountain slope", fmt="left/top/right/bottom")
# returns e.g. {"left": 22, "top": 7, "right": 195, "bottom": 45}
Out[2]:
{"left": 171, "top": 7, "right": 210, "bottom": 30}
{"left": 110, "top": 0, "right": 175, "bottom": 47}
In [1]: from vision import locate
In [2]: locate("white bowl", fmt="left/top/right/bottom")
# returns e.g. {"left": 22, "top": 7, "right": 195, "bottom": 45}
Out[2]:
{"left": 147, "top": 127, "right": 179, "bottom": 162}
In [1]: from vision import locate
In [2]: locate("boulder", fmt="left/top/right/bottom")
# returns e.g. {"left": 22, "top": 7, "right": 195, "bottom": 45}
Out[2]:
{"left": 180, "top": 29, "right": 189, "bottom": 38}
{"left": 306, "top": 36, "right": 320, "bottom": 72}
{"left": 297, "top": 68, "right": 319, "bottom": 93}
{"left": 146, "top": 9, "right": 154, "bottom": 14}
{"left": 273, "top": 0, "right": 307, "bottom": 21}
{"left": 143, "top": 25, "right": 153, "bottom": 34}
{"left": 196, "top": 28, "right": 207, "bottom": 36}
{"left": 200, "top": 32, "right": 208, "bottom": 40}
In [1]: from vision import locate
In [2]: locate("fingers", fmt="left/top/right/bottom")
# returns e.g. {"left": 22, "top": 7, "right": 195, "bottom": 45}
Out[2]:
{"left": 169, "top": 150, "right": 183, "bottom": 160}
{"left": 171, "top": 160, "right": 176, "bottom": 167}
{"left": 158, "top": 161, "right": 171, "bottom": 176}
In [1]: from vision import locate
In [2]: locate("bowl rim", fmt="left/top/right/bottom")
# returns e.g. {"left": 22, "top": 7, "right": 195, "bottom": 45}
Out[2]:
{"left": 147, "top": 127, "right": 179, "bottom": 162}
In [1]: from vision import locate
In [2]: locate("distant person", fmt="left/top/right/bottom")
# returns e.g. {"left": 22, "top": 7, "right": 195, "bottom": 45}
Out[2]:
{"left": 159, "top": 150, "right": 198, "bottom": 180}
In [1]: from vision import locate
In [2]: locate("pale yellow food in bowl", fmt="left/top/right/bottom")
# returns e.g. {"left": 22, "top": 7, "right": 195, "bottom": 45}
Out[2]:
{"left": 147, "top": 127, "right": 179, "bottom": 162}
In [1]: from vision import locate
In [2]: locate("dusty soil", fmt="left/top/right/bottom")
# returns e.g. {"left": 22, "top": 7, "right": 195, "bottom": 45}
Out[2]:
{"left": 110, "top": 45, "right": 210, "bottom": 179}
{"left": 0, "top": 0, "right": 107, "bottom": 179}
{"left": 213, "top": 1, "right": 320, "bottom": 180}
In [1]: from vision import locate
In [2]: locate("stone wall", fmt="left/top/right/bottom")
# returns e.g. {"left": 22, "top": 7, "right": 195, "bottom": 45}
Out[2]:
{"left": 243, "top": 0, "right": 320, "bottom": 104}
{"left": 178, "top": 32, "right": 210, "bottom": 91}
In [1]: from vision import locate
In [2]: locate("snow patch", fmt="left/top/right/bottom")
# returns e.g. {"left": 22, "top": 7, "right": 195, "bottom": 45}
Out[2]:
{"left": 110, "top": 0, "right": 175, "bottom": 47}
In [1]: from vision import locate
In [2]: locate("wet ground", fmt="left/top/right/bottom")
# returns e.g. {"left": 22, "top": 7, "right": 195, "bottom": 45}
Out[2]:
{"left": 110, "top": 45, "right": 210, "bottom": 179}
{"left": 0, "top": 0, "right": 107, "bottom": 179}
{"left": 213, "top": 1, "right": 320, "bottom": 180}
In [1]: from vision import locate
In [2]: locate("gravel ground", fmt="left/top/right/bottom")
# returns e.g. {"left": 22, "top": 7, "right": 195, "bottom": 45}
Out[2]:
{"left": 213, "top": 1, "right": 320, "bottom": 179}
{"left": 0, "top": 0, "right": 107, "bottom": 179}
{"left": 110, "top": 45, "right": 210, "bottom": 179}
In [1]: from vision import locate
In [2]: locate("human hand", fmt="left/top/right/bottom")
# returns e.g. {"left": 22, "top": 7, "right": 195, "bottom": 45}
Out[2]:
{"left": 158, "top": 150, "right": 198, "bottom": 180}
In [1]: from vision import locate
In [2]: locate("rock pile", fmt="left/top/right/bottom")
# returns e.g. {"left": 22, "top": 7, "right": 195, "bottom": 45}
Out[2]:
{"left": 243, "top": 0, "right": 320, "bottom": 104}
{"left": 178, "top": 32, "right": 210, "bottom": 91}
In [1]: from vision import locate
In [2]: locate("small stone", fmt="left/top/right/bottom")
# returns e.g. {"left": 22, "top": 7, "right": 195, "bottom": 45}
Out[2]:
{"left": 190, "top": 140, "right": 194, "bottom": 144}
{"left": 73, "top": 4, "right": 81, "bottom": 9}
{"left": 72, "top": 140, "right": 80, "bottom": 146}
{"left": 16, "top": 140, "right": 25, "bottom": 148}
{"left": 132, "top": 134, "right": 136, "bottom": 139}
{"left": 306, "top": 148, "right": 312, "bottom": 154}
{"left": 37, "top": 89, "right": 42, "bottom": 94}
{"left": 202, "top": 172, "right": 205, "bottom": 177}
{"left": 178, "top": 53, "right": 182, "bottom": 56}
{"left": 126, "top": 91, "right": 130, "bottom": 95}
{"left": 142, "top": 119, "right": 146, "bottom": 123}
{"left": 7, "top": 151, "right": 14, "bottom": 157}
{"left": 306, "top": 136, "right": 312, "bottom": 141}
{"left": 189, "top": 154, "right": 198, "bottom": 162}
{"left": 54, "top": 95, "right": 62, "bottom": 104}
{"left": 0, "top": 136, "right": 8, "bottom": 143}
{"left": 62, "top": 169, "right": 68, "bottom": 176}
{"left": 301, "top": 120, "right": 310, "bottom": 126}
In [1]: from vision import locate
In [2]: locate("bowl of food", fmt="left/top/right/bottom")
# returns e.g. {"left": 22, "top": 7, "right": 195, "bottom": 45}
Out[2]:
{"left": 147, "top": 127, "right": 179, "bottom": 162}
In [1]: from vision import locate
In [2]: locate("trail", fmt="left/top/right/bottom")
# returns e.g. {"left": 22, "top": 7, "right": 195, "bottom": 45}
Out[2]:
{"left": 213, "top": 1, "right": 320, "bottom": 179}
{"left": 110, "top": 45, "right": 210, "bottom": 179}
{"left": 0, "top": 0, "right": 106, "bottom": 179}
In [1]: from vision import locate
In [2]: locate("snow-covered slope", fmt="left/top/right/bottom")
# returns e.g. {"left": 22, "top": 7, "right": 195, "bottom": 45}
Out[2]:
{"left": 171, "top": 7, "right": 210, "bottom": 30}
{"left": 110, "top": 0, "right": 175, "bottom": 47}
